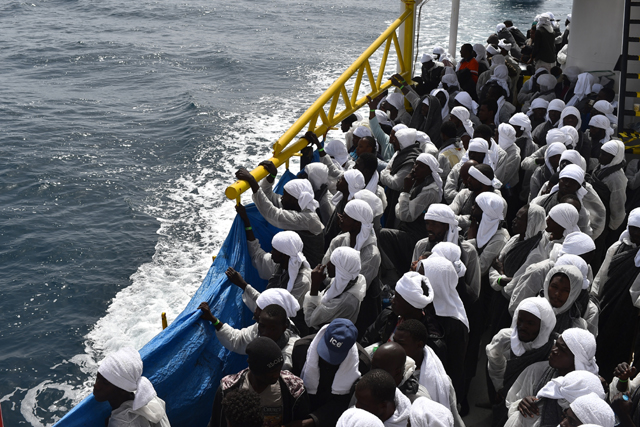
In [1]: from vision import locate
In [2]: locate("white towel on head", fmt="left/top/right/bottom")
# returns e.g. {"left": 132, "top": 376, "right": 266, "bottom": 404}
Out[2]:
{"left": 451, "top": 106, "right": 475, "bottom": 137}
{"left": 395, "top": 271, "right": 434, "bottom": 309}
{"left": 331, "top": 169, "right": 366, "bottom": 206}
{"left": 546, "top": 129, "right": 572, "bottom": 147}
{"left": 559, "top": 150, "right": 586, "bottom": 172}
{"left": 424, "top": 204, "right": 459, "bottom": 243}
{"left": 593, "top": 100, "right": 618, "bottom": 124}
{"left": 421, "top": 256, "right": 469, "bottom": 329}
{"left": 550, "top": 164, "right": 588, "bottom": 200}
{"left": 475, "top": 191, "right": 505, "bottom": 248}
{"left": 547, "top": 99, "right": 566, "bottom": 123}
{"left": 284, "top": 179, "right": 320, "bottom": 212}
{"left": 561, "top": 126, "right": 579, "bottom": 149}
{"left": 344, "top": 199, "right": 374, "bottom": 251}
{"left": 498, "top": 123, "right": 517, "bottom": 150}
{"left": 567, "top": 73, "right": 598, "bottom": 107}
{"left": 620, "top": 208, "right": 640, "bottom": 267}
{"left": 509, "top": 112, "right": 533, "bottom": 139}
{"left": 488, "top": 65, "right": 510, "bottom": 97}
{"left": 543, "top": 265, "right": 584, "bottom": 315}
{"left": 98, "top": 347, "right": 157, "bottom": 411}
{"left": 419, "top": 346, "right": 452, "bottom": 411}
{"left": 462, "top": 138, "right": 494, "bottom": 168}
{"left": 396, "top": 128, "right": 417, "bottom": 150}
{"left": 386, "top": 93, "right": 405, "bottom": 111}
{"left": 393, "top": 123, "right": 408, "bottom": 133}
{"left": 416, "top": 153, "right": 444, "bottom": 195}
{"left": 589, "top": 116, "right": 614, "bottom": 145}
{"left": 325, "top": 139, "right": 350, "bottom": 167}
{"left": 570, "top": 393, "right": 615, "bottom": 427}
{"left": 469, "top": 165, "right": 502, "bottom": 189}
{"left": 421, "top": 53, "right": 434, "bottom": 63}
{"left": 558, "top": 106, "right": 582, "bottom": 129}
{"left": 510, "top": 297, "right": 556, "bottom": 356}
{"left": 558, "top": 231, "right": 596, "bottom": 256}
{"left": 498, "top": 38, "right": 512, "bottom": 52}
{"left": 375, "top": 110, "right": 394, "bottom": 127}
{"left": 530, "top": 98, "right": 550, "bottom": 112}
{"left": 455, "top": 91, "right": 478, "bottom": 115}
{"left": 562, "top": 328, "right": 599, "bottom": 374}
{"left": 431, "top": 89, "right": 450, "bottom": 120}
{"left": 337, "top": 408, "right": 384, "bottom": 427}
{"left": 305, "top": 163, "right": 329, "bottom": 191}
{"left": 548, "top": 204, "right": 580, "bottom": 237}
{"left": 354, "top": 126, "right": 372, "bottom": 138}
{"left": 256, "top": 288, "right": 301, "bottom": 317}
{"left": 556, "top": 254, "right": 590, "bottom": 290}
{"left": 354, "top": 189, "right": 384, "bottom": 218}
{"left": 432, "top": 242, "right": 466, "bottom": 277}
{"left": 537, "top": 74, "right": 557, "bottom": 92}
{"left": 322, "top": 246, "right": 361, "bottom": 303}
{"left": 410, "top": 397, "right": 454, "bottom": 427}
{"left": 600, "top": 139, "right": 625, "bottom": 168}
{"left": 537, "top": 370, "right": 605, "bottom": 404}
{"left": 301, "top": 324, "right": 361, "bottom": 394}
{"left": 526, "top": 204, "right": 548, "bottom": 239}
{"left": 545, "top": 142, "right": 567, "bottom": 174}
{"left": 272, "top": 230, "right": 308, "bottom": 292}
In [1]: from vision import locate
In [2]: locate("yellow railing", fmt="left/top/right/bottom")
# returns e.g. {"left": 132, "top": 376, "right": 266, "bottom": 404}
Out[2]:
{"left": 225, "top": 0, "right": 417, "bottom": 200}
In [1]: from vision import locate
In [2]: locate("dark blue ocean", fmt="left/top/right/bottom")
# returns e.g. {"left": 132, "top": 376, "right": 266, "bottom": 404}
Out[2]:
{"left": 0, "top": 0, "right": 570, "bottom": 424}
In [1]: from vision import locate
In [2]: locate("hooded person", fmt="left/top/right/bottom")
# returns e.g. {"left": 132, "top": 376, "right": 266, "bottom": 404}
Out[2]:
{"left": 304, "top": 246, "right": 366, "bottom": 329}
{"left": 93, "top": 347, "right": 171, "bottom": 427}
{"left": 592, "top": 100, "right": 618, "bottom": 125}
{"left": 468, "top": 191, "right": 509, "bottom": 269}
{"left": 543, "top": 265, "right": 589, "bottom": 334}
{"left": 527, "top": 98, "right": 551, "bottom": 133}
{"left": 368, "top": 96, "right": 408, "bottom": 161}
{"left": 497, "top": 123, "right": 522, "bottom": 190}
{"left": 383, "top": 92, "right": 411, "bottom": 125}
{"left": 591, "top": 139, "right": 628, "bottom": 232}
{"left": 319, "top": 139, "right": 354, "bottom": 193}
{"left": 557, "top": 107, "right": 591, "bottom": 166}
{"left": 474, "top": 43, "right": 490, "bottom": 72}
{"left": 587, "top": 115, "right": 614, "bottom": 170}
{"left": 487, "top": 64, "right": 511, "bottom": 98}
{"left": 431, "top": 88, "right": 451, "bottom": 121}
{"left": 353, "top": 369, "right": 412, "bottom": 427}
{"left": 354, "top": 189, "right": 385, "bottom": 233}
{"left": 518, "top": 68, "right": 550, "bottom": 105}
{"left": 303, "top": 163, "right": 333, "bottom": 225}
{"left": 337, "top": 408, "right": 385, "bottom": 427}
{"left": 416, "top": 53, "right": 445, "bottom": 96}
{"left": 531, "top": 99, "right": 566, "bottom": 148}
{"left": 529, "top": 141, "right": 567, "bottom": 201}
{"left": 593, "top": 208, "right": 640, "bottom": 382}
{"left": 454, "top": 91, "right": 480, "bottom": 122}
{"left": 401, "top": 82, "right": 443, "bottom": 145}
{"left": 567, "top": 73, "right": 598, "bottom": 108}
{"left": 566, "top": 393, "right": 615, "bottom": 427}
{"left": 521, "top": 129, "right": 570, "bottom": 176}
{"left": 450, "top": 106, "right": 475, "bottom": 139}
{"left": 460, "top": 138, "right": 493, "bottom": 168}
{"left": 324, "top": 169, "right": 367, "bottom": 249}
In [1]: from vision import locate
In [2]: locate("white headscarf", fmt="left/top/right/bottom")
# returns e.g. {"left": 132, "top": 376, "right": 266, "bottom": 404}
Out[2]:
{"left": 526, "top": 204, "right": 548, "bottom": 239}
{"left": 325, "top": 139, "right": 350, "bottom": 167}
{"left": 510, "top": 297, "right": 557, "bottom": 356}
{"left": 550, "top": 164, "right": 588, "bottom": 200}
{"left": 556, "top": 254, "right": 590, "bottom": 290}
{"left": 537, "top": 13, "right": 554, "bottom": 32}
{"left": 284, "top": 179, "right": 320, "bottom": 212}
{"left": 272, "top": 231, "right": 309, "bottom": 292}
{"left": 570, "top": 393, "right": 615, "bottom": 427}
{"left": 558, "top": 106, "right": 582, "bottom": 129}
{"left": 409, "top": 397, "right": 454, "bottom": 427}
{"left": 256, "top": 288, "right": 301, "bottom": 318}
{"left": 353, "top": 189, "right": 384, "bottom": 218}
{"left": 420, "top": 256, "right": 469, "bottom": 329}
{"left": 375, "top": 109, "right": 394, "bottom": 127}
{"left": 451, "top": 106, "right": 475, "bottom": 137}
{"left": 548, "top": 204, "right": 580, "bottom": 237}
{"left": 331, "top": 169, "right": 366, "bottom": 206}
{"left": 600, "top": 139, "right": 626, "bottom": 168}
{"left": 562, "top": 328, "right": 599, "bottom": 374}
{"left": 547, "top": 99, "right": 566, "bottom": 124}
{"left": 322, "top": 246, "right": 362, "bottom": 303}
{"left": 545, "top": 142, "right": 567, "bottom": 174}
{"left": 432, "top": 242, "right": 466, "bottom": 278}
{"left": 424, "top": 204, "right": 460, "bottom": 243}
{"left": 354, "top": 126, "right": 372, "bottom": 138}
{"left": 393, "top": 123, "right": 408, "bottom": 133}
{"left": 455, "top": 91, "right": 479, "bottom": 115}
{"left": 619, "top": 208, "right": 640, "bottom": 267}
{"left": 305, "top": 163, "right": 329, "bottom": 191}
{"left": 568, "top": 73, "right": 598, "bottom": 106}
{"left": 546, "top": 129, "right": 572, "bottom": 147}
{"left": 496, "top": 23, "right": 507, "bottom": 33}
{"left": 498, "top": 38, "right": 512, "bottom": 52}
{"left": 468, "top": 165, "right": 502, "bottom": 189}
{"left": 395, "top": 271, "right": 434, "bottom": 309}
{"left": 528, "top": 98, "right": 550, "bottom": 118}
{"left": 475, "top": 192, "right": 505, "bottom": 248}
{"left": 509, "top": 113, "right": 533, "bottom": 139}
{"left": 421, "top": 53, "right": 434, "bottom": 63}
{"left": 487, "top": 45, "right": 500, "bottom": 56}
{"left": 543, "top": 265, "right": 584, "bottom": 315}
{"left": 343, "top": 199, "right": 374, "bottom": 251}
{"left": 498, "top": 123, "right": 517, "bottom": 150}
{"left": 537, "top": 74, "right": 558, "bottom": 92}
{"left": 441, "top": 72, "right": 460, "bottom": 89}
{"left": 558, "top": 231, "right": 596, "bottom": 258}
{"left": 463, "top": 138, "right": 494, "bottom": 168}
{"left": 593, "top": 100, "right": 618, "bottom": 125}
{"left": 395, "top": 128, "right": 417, "bottom": 150}
{"left": 337, "top": 408, "right": 384, "bottom": 427}
{"left": 488, "top": 64, "right": 510, "bottom": 97}
{"left": 386, "top": 93, "right": 405, "bottom": 111}
{"left": 589, "top": 116, "right": 614, "bottom": 144}
{"left": 416, "top": 153, "right": 444, "bottom": 195}
{"left": 536, "top": 371, "right": 605, "bottom": 403}
{"left": 431, "top": 88, "right": 450, "bottom": 120}
{"left": 561, "top": 126, "right": 579, "bottom": 150}
{"left": 98, "top": 347, "right": 157, "bottom": 411}
{"left": 559, "top": 150, "right": 586, "bottom": 172}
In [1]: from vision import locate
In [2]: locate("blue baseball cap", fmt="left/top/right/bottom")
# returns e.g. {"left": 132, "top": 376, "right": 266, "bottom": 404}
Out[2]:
{"left": 317, "top": 319, "right": 358, "bottom": 365}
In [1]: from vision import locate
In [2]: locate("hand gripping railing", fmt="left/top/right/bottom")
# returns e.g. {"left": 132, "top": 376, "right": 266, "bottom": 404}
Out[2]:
{"left": 225, "top": 1, "right": 416, "bottom": 201}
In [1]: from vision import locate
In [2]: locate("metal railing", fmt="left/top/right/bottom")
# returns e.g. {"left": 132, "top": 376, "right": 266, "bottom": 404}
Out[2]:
{"left": 225, "top": 0, "right": 417, "bottom": 200}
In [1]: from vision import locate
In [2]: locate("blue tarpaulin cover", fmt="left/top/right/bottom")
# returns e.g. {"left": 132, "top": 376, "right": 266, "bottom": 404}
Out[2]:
{"left": 55, "top": 170, "right": 298, "bottom": 427}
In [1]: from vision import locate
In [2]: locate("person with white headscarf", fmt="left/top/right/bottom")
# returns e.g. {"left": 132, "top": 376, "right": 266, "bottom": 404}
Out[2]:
{"left": 532, "top": 13, "right": 557, "bottom": 70}
{"left": 592, "top": 99, "right": 618, "bottom": 126}
{"left": 521, "top": 74, "right": 558, "bottom": 114}
{"left": 354, "top": 188, "right": 385, "bottom": 233}
{"left": 322, "top": 139, "right": 354, "bottom": 190}
{"left": 380, "top": 92, "right": 411, "bottom": 126}
{"left": 527, "top": 98, "right": 550, "bottom": 130}
{"left": 486, "top": 297, "right": 557, "bottom": 425}
{"left": 521, "top": 129, "right": 571, "bottom": 176}
{"left": 368, "top": 93, "right": 408, "bottom": 162}
{"left": 302, "top": 163, "right": 333, "bottom": 225}
{"left": 591, "top": 139, "right": 628, "bottom": 231}
{"left": 409, "top": 397, "right": 455, "bottom": 427}
{"left": 415, "top": 52, "right": 445, "bottom": 96}
{"left": 529, "top": 141, "right": 567, "bottom": 201}
{"left": 450, "top": 106, "right": 475, "bottom": 140}
{"left": 586, "top": 115, "right": 614, "bottom": 171}
{"left": 557, "top": 106, "right": 592, "bottom": 166}
{"left": 454, "top": 91, "right": 481, "bottom": 125}
{"left": 498, "top": 123, "right": 522, "bottom": 190}
{"left": 567, "top": 73, "right": 598, "bottom": 108}
{"left": 566, "top": 393, "right": 615, "bottom": 427}
{"left": 93, "top": 347, "right": 171, "bottom": 427}
{"left": 324, "top": 169, "right": 366, "bottom": 247}
{"left": 531, "top": 98, "right": 565, "bottom": 148}
{"left": 541, "top": 265, "right": 589, "bottom": 333}
{"left": 477, "top": 53, "right": 504, "bottom": 95}
{"left": 412, "top": 203, "right": 482, "bottom": 303}
{"left": 305, "top": 246, "right": 366, "bottom": 328}
{"left": 592, "top": 208, "right": 640, "bottom": 381}
{"left": 199, "top": 287, "right": 301, "bottom": 370}
{"left": 474, "top": 43, "right": 490, "bottom": 72}
{"left": 431, "top": 88, "right": 450, "bottom": 121}
{"left": 437, "top": 121, "right": 466, "bottom": 181}
{"left": 518, "top": 68, "right": 550, "bottom": 106}
{"left": 467, "top": 191, "right": 509, "bottom": 269}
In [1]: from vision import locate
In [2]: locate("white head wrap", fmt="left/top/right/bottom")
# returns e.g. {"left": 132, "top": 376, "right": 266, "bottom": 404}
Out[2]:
{"left": 600, "top": 139, "right": 625, "bottom": 168}
{"left": 558, "top": 231, "right": 596, "bottom": 258}
{"left": 548, "top": 204, "right": 580, "bottom": 237}
{"left": 416, "top": 153, "right": 444, "bottom": 193}
{"left": 98, "top": 347, "right": 157, "bottom": 411}
{"left": 561, "top": 126, "right": 579, "bottom": 150}
{"left": 424, "top": 204, "right": 460, "bottom": 244}
{"left": 570, "top": 393, "right": 615, "bottom": 427}
{"left": 433, "top": 46, "right": 445, "bottom": 56}
{"left": 536, "top": 371, "right": 605, "bottom": 404}
{"left": 353, "top": 189, "right": 384, "bottom": 218}
{"left": 510, "top": 297, "right": 557, "bottom": 357}
{"left": 550, "top": 164, "right": 588, "bottom": 200}
{"left": 556, "top": 254, "right": 590, "bottom": 290}
{"left": 395, "top": 128, "right": 417, "bottom": 150}
{"left": 496, "top": 23, "right": 507, "bottom": 33}
{"left": 431, "top": 89, "right": 450, "bottom": 120}
{"left": 593, "top": 100, "right": 618, "bottom": 124}
{"left": 488, "top": 64, "right": 510, "bottom": 96}
{"left": 272, "top": 231, "right": 308, "bottom": 292}
{"left": 375, "top": 109, "right": 393, "bottom": 127}
{"left": 441, "top": 73, "right": 460, "bottom": 88}
{"left": 420, "top": 256, "right": 469, "bottom": 329}
{"left": 466, "top": 138, "right": 490, "bottom": 164}
{"left": 385, "top": 92, "right": 405, "bottom": 111}
{"left": 559, "top": 150, "right": 586, "bottom": 172}
{"left": 498, "top": 123, "right": 517, "bottom": 150}
{"left": 409, "top": 397, "right": 454, "bottom": 427}
{"left": 455, "top": 92, "right": 479, "bottom": 115}
{"left": 530, "top": 98, "right": 550, "bottom": 111}
{"left": 421, "top": 53, "right": 434, "bottom": 63}
{"left": 331, "top": 169, "right": 366, "bottom": 206}
{"left": 284, "top": 179, "right": 320, "bottom": 212}
{"left": 537, "top": 74, "right": 557, "bottom": 91}
{"left": 325, "top": 139, "right": 350, "bottom": 167}
{"left": 543, "top": 265, "right": 584, "bottom": 315}
{"left": 337, "top": 408, "right": 385, "bottom": 427}
{"left": 474, "top": 43, "right": 487, "bottom": 62}
{"left": 546, "top": 128, "right": 572, "bottom": 148}
{"left": 343, "top": 199, "right": 374, "bottom": 251}
{"left": 475, "top": 192, "right": 505, "bottom": 248}
{"left": 498, "top": 39, "right": 512, "bottom": 52}
{"left": 451, "top": 106, "right": 475, "bottom": 137}
{"left": 537, "top": 13, "right": 554, "bottom": 32}
{"left": 395, "top": 271, "right": 434, "bottom": 309}
{"left": 322, "top": 247, "right": 361, "bottom": 303}
{"left": 353, "top": 126, "right": 372, "bottom": 138}
{"left": 545, "top": 142, "right": 567, "bottom": 173}
{"left": 256, "top": 288, "right": 301, "bottom": 318}
{"left": 589, "top": 116, "right": 614, "bottom": 144}
{"left": 392, "top": 123, "right": 408, "bottom": 133}
{"left": 304, "top": 163, "right": 329, "bottom": 191}
{"left": 526, "top": 204, "right": 548, "bottom": 239}
{"left": 558, "top": 106, "right": 582, "bottom": 129}
{"left": 509, "top": 112, "right": 533, "bottom": 139}
{"left": 468, "top": 165, "right": 502, "bottom": 189}
{"left": 431, "top": 242, "right": 466, "bottom": 278}
{"left": 547, "top": 99, "right": 566, "bottom": 124}
{"left": 620, "top": 208, "right": 640, "bottom": 267}
{"left": 568, "top": 73, "right": 598, "bottom": 106}
{"left": 563, "top": 327, "right": 599, "bottom": 374}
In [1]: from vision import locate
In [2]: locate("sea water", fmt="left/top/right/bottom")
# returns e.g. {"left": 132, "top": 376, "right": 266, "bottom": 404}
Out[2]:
{"left": 0, "top": 0, "right": 571, "bottom": 424}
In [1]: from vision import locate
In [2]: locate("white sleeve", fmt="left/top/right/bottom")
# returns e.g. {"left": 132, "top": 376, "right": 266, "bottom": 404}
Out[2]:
{"left": 216, "top": 323, "right": 259, "bottom": 355}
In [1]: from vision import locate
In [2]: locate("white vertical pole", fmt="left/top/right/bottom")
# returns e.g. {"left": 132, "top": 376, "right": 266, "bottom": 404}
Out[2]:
{"left": 448, "top": 0, "right": 460, "bottom": 61}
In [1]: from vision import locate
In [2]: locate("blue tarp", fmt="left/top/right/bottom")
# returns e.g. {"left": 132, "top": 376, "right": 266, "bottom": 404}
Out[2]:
{"left": 55, "top": 170, "right": 298, "bottom": 427}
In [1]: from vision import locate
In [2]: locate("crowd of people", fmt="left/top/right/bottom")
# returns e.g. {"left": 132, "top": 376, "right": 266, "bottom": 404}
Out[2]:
{"left": 91, "top": 11, "right": 640, "bottom": 427}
